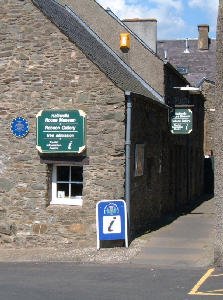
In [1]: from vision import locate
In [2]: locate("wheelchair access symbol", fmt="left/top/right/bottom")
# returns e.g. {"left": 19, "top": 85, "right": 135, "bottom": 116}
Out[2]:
{"left": 96, "top": 200, "right": 128, "bottom": 249}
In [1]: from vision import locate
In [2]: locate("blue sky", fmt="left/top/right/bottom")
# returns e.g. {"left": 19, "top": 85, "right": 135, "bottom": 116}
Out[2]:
{"left": 96, "top": 0, "right": 218, "bottom": 39}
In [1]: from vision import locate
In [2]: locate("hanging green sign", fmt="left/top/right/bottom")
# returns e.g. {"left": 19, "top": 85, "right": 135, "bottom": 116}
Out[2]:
{"left": 170, "top": 109, "right": 193, "bottom": 134}
{"left": 36, "top": 110, "right": 86, "bottom": 153}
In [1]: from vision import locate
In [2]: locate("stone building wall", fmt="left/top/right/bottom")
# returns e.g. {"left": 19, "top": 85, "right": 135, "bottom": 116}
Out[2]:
{"left": 215, "top": 0, "right": 223, "bottom": 266}
{"left": 130, "top": 96, "right": 169, "bottom": 233}
{"left": 0, "top": 0, "right": 206, "bottom": 248}
{"left": 202, "top": 81, "right": 215, "bottom": 194}
{"left": 0, "top": 0, "right": 126, "bottom": 247}
{"left": 187, "top": 93, "right": 205, "bottom": 201}
{"left": 202, "top": 81, "right": 216, "bottom": 156}
{"left": 129, "top": 64, "right": 205, "bottom": 234}
{"left": 165, "top": 64, "right": 204, "bottom": 209}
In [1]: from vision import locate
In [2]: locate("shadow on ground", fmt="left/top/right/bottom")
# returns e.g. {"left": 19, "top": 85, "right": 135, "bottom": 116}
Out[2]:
{"left": 131, "top": 193, "right": 214, "bottom": 244}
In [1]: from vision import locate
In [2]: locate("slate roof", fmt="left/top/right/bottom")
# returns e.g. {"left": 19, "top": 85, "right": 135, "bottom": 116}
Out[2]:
{"left": 157, "top": 39, "right": 216, "bottom": 87}
{"left": 32, "top": 0, "right": 165, "bottom": 105}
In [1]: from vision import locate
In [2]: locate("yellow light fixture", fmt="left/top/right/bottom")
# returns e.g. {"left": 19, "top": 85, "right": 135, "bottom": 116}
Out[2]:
{"left": 120, "top": 33, "right": 130, "bottom": 50}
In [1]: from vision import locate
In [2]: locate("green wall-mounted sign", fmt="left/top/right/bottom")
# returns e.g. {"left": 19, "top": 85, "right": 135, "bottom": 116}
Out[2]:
{"left": 36, "top": 110, "right": 86, "bottom": 153}
{"left": 170, "top": 109, "right": 193, "bottom": 134}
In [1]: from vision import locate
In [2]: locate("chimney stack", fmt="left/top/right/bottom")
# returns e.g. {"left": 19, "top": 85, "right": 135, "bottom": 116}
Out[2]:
{"left": 122, "top": 19, "right": 157, "bottom": 53}
{"left": 198, "top": 24, "right": 209, "bottom": 50}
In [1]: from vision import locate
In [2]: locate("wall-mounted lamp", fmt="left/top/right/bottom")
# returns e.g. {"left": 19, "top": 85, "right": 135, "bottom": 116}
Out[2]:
{"left": 120, "top": 33, "right": 130, "bottom": 50}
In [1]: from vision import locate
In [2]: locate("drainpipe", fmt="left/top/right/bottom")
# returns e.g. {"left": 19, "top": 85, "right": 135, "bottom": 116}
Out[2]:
{"left": 125, "top": 91, "right": 132, "bottom": 229}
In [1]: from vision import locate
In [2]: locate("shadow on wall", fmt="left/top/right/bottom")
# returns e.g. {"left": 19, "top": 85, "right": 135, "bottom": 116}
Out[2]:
{"left": 204, "top": 156, "right": 214, "bottom": 194}
{"left": 131, "top": 157, "right": 214, "bottom": 243}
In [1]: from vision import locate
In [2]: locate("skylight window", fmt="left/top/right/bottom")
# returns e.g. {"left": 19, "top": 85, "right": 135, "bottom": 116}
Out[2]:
{"left": 176, "top": 67, "right": 188, "bottom": 75}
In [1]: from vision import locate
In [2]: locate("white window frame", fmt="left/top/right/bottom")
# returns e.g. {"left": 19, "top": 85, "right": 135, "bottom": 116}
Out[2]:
{"left": 51, "top": 165, "right": 83, "bottom": 206}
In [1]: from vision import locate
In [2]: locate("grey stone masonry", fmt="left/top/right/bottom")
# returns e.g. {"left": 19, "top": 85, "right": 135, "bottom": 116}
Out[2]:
{"left": 215, "top": 0, "right": 223, "bottom": 266}
{"left": 0, "top": 0, "right": 125, "bottom": 247}
{"left": 0, "top": 0, "right": 206, "bottom": 249}
{"left": 202, "top": 81, "right": 216, "bottom": 156}
{"left": 130, "top": 96, "right": 169, "bottom": 233}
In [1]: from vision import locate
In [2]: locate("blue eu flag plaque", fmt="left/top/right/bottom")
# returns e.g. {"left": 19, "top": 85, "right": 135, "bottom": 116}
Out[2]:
{"left": 96, "top": 200, "right": 128, "bottom": 249}
{"left": 11, "top": 117, "right": 29, "bottom": 138}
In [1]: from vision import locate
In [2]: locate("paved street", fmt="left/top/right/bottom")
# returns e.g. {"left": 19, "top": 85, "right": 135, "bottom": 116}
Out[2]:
{"left": 0, "top": 196, "right": 218, "bottom": 299}
{"left": 0, "top": 263, "right": 223, "bottom": 300}
{"left": 131, "top": 196, "right": 215, "bottom": 268}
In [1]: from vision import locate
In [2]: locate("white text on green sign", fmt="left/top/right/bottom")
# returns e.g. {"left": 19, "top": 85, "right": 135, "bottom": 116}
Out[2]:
{"left": 170, "top": 109, "right": 193, "bottom": 134}
{"left": 36, "top": 110, "right": 86, "bottom": 153}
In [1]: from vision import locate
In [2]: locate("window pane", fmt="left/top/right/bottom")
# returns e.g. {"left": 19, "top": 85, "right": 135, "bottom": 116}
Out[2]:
{"left": 71, "top": 167, "right": 83, "bottom": 182}
{"left": 57, "top": 166, "right": 69, "bottom": 181}
{"left": 57, "top": 183, "right": 69, "bottom": 197}
{"left": 71, "top": 184, "right": 83, "bottom": 197}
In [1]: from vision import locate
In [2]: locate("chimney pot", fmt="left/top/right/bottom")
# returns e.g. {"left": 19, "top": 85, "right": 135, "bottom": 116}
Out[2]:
{"left": 198, "top": 24, "right": 209, "bottom": 50}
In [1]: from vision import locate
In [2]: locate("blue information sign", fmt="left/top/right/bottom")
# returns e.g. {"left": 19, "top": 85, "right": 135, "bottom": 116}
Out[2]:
{"left": 96, "top": 200, "right": 128, "bottom": 249}
{"left": 11, "top": 117, "right": 29, "bottom": 138}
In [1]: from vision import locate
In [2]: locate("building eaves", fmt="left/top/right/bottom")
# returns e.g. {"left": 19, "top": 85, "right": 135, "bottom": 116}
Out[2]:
{"left": 32, "top": 0, "right": 165, "bottom": 105}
